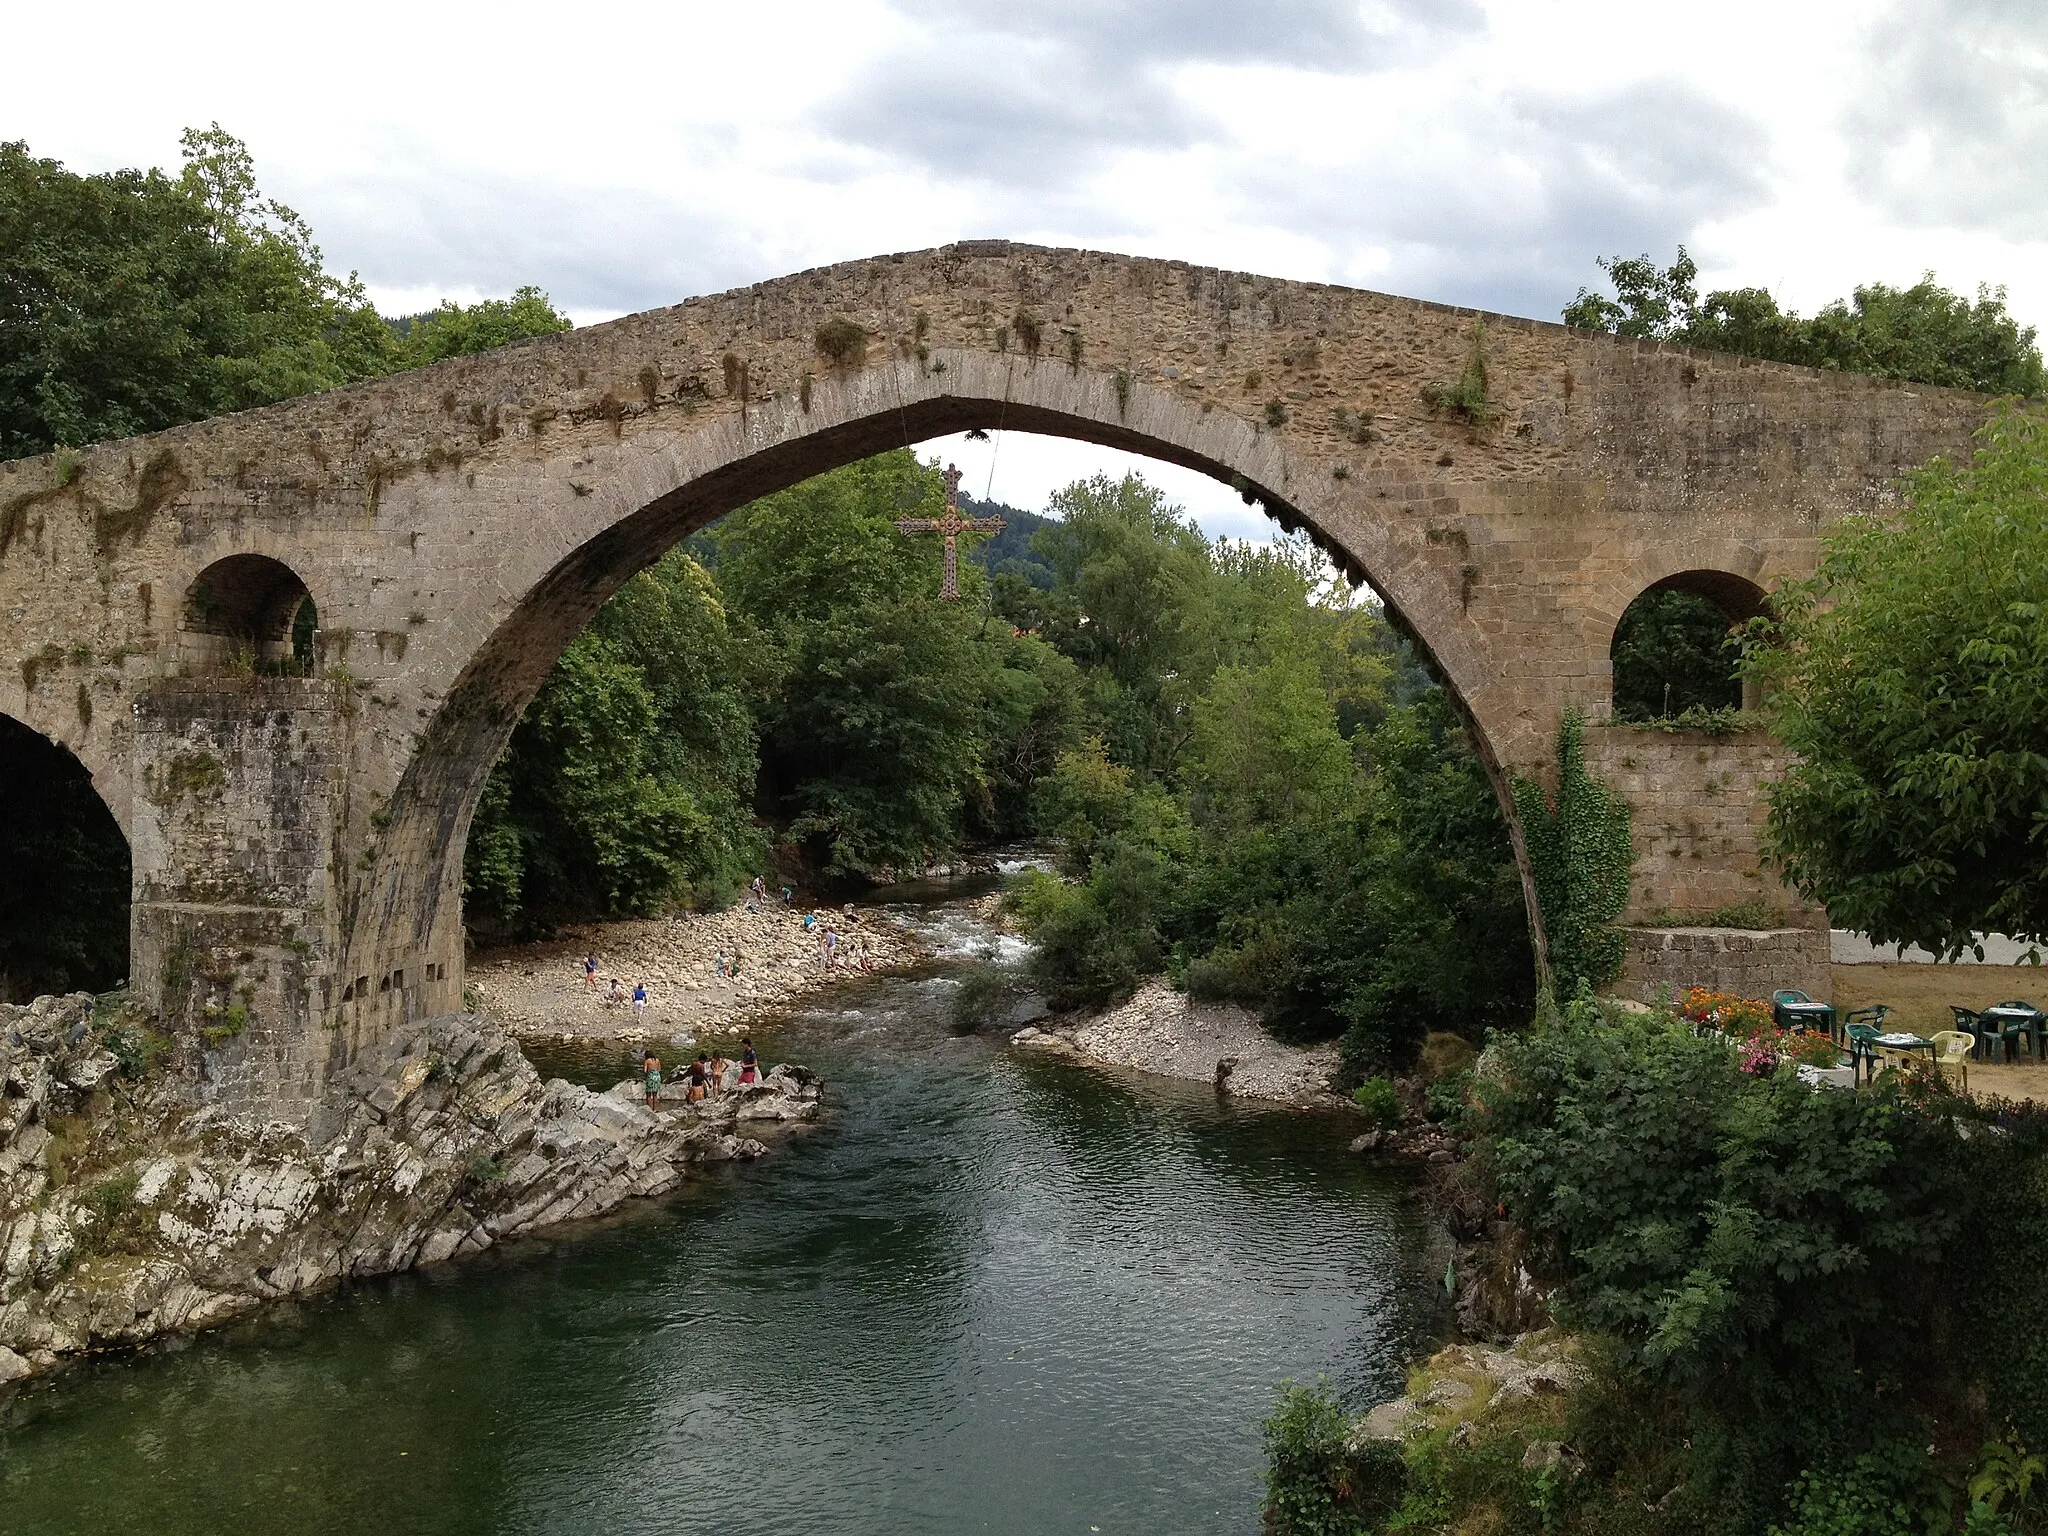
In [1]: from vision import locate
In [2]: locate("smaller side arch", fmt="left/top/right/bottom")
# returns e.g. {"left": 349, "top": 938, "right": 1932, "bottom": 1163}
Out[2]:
{"left": 1608, "top": 568, "right": 1772, "bottom": 722}
{"left": 179, "top": 554, "right": 319, "bottom": 676}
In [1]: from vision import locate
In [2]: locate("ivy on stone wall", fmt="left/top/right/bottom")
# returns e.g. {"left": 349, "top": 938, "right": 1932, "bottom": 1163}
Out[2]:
{"left": 1513, "top": 709, "right": 1634, "bottom": 995}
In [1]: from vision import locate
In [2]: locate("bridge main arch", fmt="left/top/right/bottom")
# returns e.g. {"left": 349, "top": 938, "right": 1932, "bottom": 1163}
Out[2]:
{"left": 354, "top": 360, "right": 1541, "bottom": 1061}
{"left": 0, "top": 241, "right": 1994, "bottom": 1118}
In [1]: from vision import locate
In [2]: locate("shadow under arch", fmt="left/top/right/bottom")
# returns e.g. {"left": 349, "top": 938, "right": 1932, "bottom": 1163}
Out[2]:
{"left": 357, "top": 374, "right": 1542, "bottom": 997}
{"left": 180, "top": 553, "right": 319, "bottom": 676}
{"left": 0, "top": 711, "right": 131, "bottom": 1002}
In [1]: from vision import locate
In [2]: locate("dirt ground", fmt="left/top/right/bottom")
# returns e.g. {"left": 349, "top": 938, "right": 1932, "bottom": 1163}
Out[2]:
{"left": 1831, "top": 960, "right": 2047, "bottom": 1033}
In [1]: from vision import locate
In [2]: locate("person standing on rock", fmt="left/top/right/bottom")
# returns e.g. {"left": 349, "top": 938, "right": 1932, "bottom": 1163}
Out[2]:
{"left": 583, "top": 953, "right": 598, "bottom": 989}
{"left": 687, "top": 1053, "right": 710, "bottom": 1103}
{"left": 708, "top": 1047, "right": 728, "bottom": 1096}
{"left": 643, "top": 1051, "right": 663, "bottom": 1109}
{"left": 738, "top": 1038, "right": 759, "bottom": 1085}
{"left": 750, "top": 875, "right": 767, "bottom": 908}
{"left": 821, "top": 929, "right": 838, "bottom": 969}
{"left": 632, "top": 981, "right": 648, "bottom": 1021}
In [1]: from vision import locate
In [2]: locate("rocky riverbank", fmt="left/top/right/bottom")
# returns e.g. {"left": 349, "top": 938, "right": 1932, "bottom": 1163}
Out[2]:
{"left": 0, "top": 991, "right": 821, "bottom": 1387}
{"left": 1012, "top": 977, "right": 1345, "bottom": 1107}
{"left": 471, "top": 903, "right": 924, "bottom": 1045}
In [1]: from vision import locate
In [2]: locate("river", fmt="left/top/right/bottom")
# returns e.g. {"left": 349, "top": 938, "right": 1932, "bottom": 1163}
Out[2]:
{"left": 0, "top": 880, "right": 1438, "bottom": 1534}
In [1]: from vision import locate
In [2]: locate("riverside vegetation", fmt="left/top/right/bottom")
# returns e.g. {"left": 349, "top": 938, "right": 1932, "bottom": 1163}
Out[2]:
{"left": 1254, "top": 406, "right": 2048, "bottom": 1534}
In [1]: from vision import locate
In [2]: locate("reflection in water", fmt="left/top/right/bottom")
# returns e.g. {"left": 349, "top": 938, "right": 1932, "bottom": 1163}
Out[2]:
{"left": 1, "top": 896, "right": 1434, "bottom": 1536}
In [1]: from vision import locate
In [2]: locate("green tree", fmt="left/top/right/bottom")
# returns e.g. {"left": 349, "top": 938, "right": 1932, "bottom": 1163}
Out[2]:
{"left": 1610, "top": 587, "right": 1741, "bottom": 721}
{"left": 706, "top": 453, "right": 1010, "bottom": 878}
{"left": 389, "top": 286, "right": 571, "bottom": 364}
{"left": 1562, "top": 247, "right": 1700, "bottom": 340}
{"left": 463, "top": 549, "right": 763, "bottom": 926}
{"left": 1747, "top": 404, "right": 2048, "bottom": 958}
{"left": 1565, "top": 248, "right": 2043, "bottom": 396}
{"left": 0, "top": 128, "right": 394, "bottom": 459}
{"left": 0, "top": 129, "right": 576, "bottom": 463}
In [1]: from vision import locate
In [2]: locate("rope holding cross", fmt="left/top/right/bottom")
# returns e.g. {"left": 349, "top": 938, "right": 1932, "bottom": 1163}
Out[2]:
{"left": 896, "top": 464, "right": 1006, "bottom": 600}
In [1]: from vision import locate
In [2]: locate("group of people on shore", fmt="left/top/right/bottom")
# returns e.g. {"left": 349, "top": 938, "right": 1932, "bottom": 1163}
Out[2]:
{"left": 586, "top": 956, "right": 651, "bottom": 1018}
{"left": 640, "top": 1037, "right": 761, "bottom": 1109}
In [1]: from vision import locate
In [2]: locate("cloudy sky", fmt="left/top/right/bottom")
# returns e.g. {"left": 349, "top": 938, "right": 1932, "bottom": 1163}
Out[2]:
{"left": 13, "top": 0, "right": 2043, "bottom": 538}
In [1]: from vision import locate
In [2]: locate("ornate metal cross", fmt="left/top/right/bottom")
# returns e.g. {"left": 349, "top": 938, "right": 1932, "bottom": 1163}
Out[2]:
{"left": 896, "top": 463, "right": 1005, "bottom": 600}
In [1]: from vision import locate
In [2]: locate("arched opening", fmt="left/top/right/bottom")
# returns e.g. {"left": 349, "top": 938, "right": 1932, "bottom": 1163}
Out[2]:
{"left": 180, "top": 554, "right": 318, "bottom": 676}
{"left": 395, "top": 397, "right": 1540, "bottom": 1073}
{"left": 1609, "top": 570, "right": 1770, "bottom": 722}
{"left": 0, "top": 713, "right": 130, "bottom": 1002}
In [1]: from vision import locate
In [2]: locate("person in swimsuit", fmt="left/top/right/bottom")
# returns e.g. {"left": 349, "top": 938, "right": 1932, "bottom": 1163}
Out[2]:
{"left": 687, "top": 1054, "right": 709, "bottom": 1103}
{"left": 642, "top": 1052, "right": 662, "bottom": 1109}
{"left": 707, "top": 1048, "right": 728, "bottom": 1095}
{"left": 738, "top": 1038, "right": 759, "bottom": 1085}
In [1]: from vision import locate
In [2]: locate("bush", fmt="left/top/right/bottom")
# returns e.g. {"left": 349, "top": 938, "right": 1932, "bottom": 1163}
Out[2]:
{"left": 1351, "top": 1076, "right": 1400, "bottom": 1130}
{"left": 1478, "top": 1007, "right": 2008, "bottom": 1531}
{"left": 1012, "top": 850, "right": 1169, "bottom": 1011}
{"left": 949, "top": 962, "right": 1016, "bottom": 1033}
{"left": 1259, "top": 1379, "right": 1404, "bottom": 1536}
{"left": 1418, "top": 1031, "right": 1478, "bottom": 1084}
{"left": 1766, "top": 1447, "right": 1952, "bottom": 1536}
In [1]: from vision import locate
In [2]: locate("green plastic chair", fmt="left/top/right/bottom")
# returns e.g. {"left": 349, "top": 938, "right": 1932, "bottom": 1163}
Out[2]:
{"left": 1990, "top": 1000, "right": 2045, "bottom": 1064}
{"left": 1952, "top": 1005, "right": 2000, "bottom": 1063}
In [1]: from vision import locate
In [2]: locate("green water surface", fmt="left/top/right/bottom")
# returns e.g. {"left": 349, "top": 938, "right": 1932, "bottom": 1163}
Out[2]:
{"left": 0, "top": 902, "right": 1434, "bottom": 1535}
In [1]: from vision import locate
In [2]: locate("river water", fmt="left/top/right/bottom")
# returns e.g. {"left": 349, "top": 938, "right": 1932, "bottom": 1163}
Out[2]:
{"left": 1, "top": 882, "right": 1437, "bottom": 1535}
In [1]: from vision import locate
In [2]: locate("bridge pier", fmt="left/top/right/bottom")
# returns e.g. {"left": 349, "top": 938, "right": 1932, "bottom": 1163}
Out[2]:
{"left": 131, "top": 679, "right": 352, "bottom": 1120}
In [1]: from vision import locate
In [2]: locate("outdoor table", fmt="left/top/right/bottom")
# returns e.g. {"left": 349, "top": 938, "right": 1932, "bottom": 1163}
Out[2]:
{"left": 1776, "top": 1000, "right": 1839, "bottom": 1038}
{"left": 1981, "top": 1005, "right": 2046, "bottom": 1064}
{"left": 1874, "top": 1031, "right": 1938, "bottom": 1072}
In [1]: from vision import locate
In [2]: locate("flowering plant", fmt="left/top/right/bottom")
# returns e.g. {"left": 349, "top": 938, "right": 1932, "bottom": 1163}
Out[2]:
{"left": 1679, "top": 988, "right": 1774, "bottom": 1037}
{"left": 1737, "top": 1025, "right": 1842, "bottom": 1073}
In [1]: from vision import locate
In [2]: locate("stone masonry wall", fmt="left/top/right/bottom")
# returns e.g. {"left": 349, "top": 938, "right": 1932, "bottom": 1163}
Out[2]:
{"left": 130, "top": 678, "right": 352, "bottom": 1120}
{"left": 1582, "top": 723, "right": 1817, "bottom": 926}
{"left": 1616, "top": 926, "right": 1833, "bottom": 1005}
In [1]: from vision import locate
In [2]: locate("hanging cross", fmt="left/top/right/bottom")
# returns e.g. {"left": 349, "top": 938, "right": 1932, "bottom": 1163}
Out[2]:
{"left": 896, "top": 463, "right": 1005, "bottom": 600}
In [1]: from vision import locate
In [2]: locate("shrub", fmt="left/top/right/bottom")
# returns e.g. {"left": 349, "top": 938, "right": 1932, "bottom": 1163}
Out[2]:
{"left": 949, "top": 962, "right": 1015, "bottom": 1033}
{"left": 1480, "top": 1008, "right": 1973, "bottom": 1530}
{"left": 1351, "top": 1075, "right": 1400, "bottom": 1129}
{"left": 1766, "top": 1446, "right": 1952, "bottom": 1536}
{"left": 1259, "top": 1379, "right": 1403, "bottom": 1535}
{"left": 1418, "top": 1031, "right": 1478, "bottom": 1084}
{"left": 813, "top": 317, "right": 867, "bottom": 366}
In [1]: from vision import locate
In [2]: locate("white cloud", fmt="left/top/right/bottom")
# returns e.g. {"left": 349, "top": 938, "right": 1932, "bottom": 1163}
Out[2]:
{"left": 8, "top": 0, "right": 2042, "bottom": 375}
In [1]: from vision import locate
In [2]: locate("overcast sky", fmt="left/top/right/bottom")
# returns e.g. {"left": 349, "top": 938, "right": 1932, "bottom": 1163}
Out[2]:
{"left": 13, "top": 0, "right": 2043, "bottom": 540}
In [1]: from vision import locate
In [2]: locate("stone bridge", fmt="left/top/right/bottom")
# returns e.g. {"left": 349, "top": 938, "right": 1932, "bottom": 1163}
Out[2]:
{"left": 0, "top": 242, "right": 1989, "bottom": 1119}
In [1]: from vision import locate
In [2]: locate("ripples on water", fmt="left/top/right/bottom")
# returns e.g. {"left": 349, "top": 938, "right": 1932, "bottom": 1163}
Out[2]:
{"left": 0, "top": 891, "right": 1437, "bottom": 1535}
